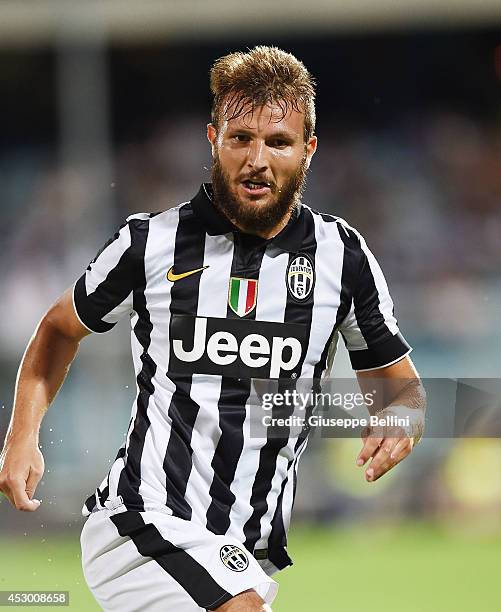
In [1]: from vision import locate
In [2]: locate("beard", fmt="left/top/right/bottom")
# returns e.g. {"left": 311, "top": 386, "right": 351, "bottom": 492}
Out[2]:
{"left": 211, "top": 153, "right": 308, "bottom": 235}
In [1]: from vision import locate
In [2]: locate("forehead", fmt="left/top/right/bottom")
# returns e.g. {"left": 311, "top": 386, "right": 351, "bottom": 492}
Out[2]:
{"left": 222, "top": 99, "right": 305, "bottom": 137}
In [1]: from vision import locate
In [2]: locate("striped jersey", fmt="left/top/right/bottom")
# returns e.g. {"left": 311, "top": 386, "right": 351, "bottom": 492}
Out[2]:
{"left": 73, "top": 183, "right": 411, "bottom": 570}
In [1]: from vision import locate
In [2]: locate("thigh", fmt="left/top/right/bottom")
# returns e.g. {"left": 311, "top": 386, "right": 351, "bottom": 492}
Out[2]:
{"left": 81, "top": 509, "right": 204, "bottom": 611}
{"left": 81, "top": 509, "right": 278, "bottom": 611}
{"left": 214, "top": 589, "right": 272, "bottom": 611}
{"left": 140, "top": 511, "right": 277, "bottom": 608}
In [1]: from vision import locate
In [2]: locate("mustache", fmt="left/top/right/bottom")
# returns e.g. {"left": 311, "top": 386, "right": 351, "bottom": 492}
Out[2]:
{"left": 238, "top": 173, "right": 276, "bottom": 189}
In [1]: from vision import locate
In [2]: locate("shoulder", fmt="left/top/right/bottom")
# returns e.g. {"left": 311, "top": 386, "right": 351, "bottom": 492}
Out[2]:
{"left": 300, "top": 203, "right": 363, "bottom": 248}
{"left": 125, "top": 202, "right": 189, "bottom": 233}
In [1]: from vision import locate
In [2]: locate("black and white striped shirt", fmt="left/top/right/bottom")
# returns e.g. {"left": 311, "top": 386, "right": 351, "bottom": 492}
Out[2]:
{"left": 74, "top": 183, "right": 410, "bottom": 570}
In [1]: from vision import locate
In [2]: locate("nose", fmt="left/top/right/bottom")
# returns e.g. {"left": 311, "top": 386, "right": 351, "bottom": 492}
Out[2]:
{"left": 246, "top": 139, "right": 268, "bottom": 173}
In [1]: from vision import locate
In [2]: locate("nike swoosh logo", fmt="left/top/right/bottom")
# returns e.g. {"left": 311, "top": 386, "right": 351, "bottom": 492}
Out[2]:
{"left": 167, "top": 265, "right": 209, "bottom": 282}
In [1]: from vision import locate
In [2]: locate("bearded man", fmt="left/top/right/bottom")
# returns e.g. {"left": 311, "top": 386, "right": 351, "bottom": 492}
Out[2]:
{"left": 0, "top": 46, "right": 425, "bottom": 611}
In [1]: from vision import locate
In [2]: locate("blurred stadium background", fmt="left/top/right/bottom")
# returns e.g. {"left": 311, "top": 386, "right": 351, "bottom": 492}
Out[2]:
{"left": 1, "top": 1, "right": 501, "bottom": 610}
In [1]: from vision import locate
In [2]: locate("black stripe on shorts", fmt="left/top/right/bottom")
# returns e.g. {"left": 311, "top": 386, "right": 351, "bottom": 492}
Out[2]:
{"left": 110, "top": 512, "right": 233, "bottom": 610}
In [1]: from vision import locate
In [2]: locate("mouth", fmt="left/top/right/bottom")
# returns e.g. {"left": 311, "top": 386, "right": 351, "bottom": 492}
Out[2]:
{"left": 240, "top": 179, "right": 272, "bottom": 197}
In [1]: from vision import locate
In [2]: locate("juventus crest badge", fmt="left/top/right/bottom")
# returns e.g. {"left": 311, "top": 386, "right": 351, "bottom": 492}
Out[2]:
{"left": 286, "top": 254, "right": 315, "bottom": 301}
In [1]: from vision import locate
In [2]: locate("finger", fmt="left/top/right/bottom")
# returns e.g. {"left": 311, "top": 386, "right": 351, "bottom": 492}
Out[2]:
{"left": 368, "top": 437, "right": 414, "bottom": 482}
{"left": 25, "top": 466, "right": 43, "bottom": 501}
{"left": 365, "top": 438, "right": 400, "bottom": 481}
{"left": 357, "top": 431, "right": 384, "bottom": 466}
{"left": 0, "top": 479, "right": 15, "bottom": 506}
{"left": 371, "top": 444, "right": 410, "bottom": 481}
{"left": 367, "top": 456, "right": 394, "bottom": 482}
{"left": 10, "top": 477, "right": 41, "bottom": 512}
{"left": 389, "top": 437, "right": 414, "bottom": 464}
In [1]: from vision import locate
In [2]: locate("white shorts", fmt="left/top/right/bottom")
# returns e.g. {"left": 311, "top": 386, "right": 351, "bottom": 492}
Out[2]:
{"left": 80, "top": 507, "right": 278, "bottom": 611}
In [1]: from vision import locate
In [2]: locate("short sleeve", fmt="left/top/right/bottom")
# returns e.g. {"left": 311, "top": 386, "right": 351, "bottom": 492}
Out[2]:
{"left": 73, "top": 217, "right": 146, "bottom": 333}
{"left": 338, "top": 228, "right": 411, "bottom": 371}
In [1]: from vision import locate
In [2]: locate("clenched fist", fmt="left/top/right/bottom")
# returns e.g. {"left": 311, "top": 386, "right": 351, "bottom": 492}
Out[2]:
{"left": 0, "top": 435, "right": 44, "bottom": 511}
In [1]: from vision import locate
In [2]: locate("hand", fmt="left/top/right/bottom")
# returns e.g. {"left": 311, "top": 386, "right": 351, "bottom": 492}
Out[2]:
{"left": 356, "top": 409, "right": 420, "bottom": 482}
{"left": 0, "top": 435, "right": 44, "bottom": 511}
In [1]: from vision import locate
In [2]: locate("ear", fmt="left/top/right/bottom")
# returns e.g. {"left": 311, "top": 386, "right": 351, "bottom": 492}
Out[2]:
{"left": 304, "top": 135, "right": 318, "bottom": 170}
{"left": 207, "top": 123, "right": 217, "bottom": 156}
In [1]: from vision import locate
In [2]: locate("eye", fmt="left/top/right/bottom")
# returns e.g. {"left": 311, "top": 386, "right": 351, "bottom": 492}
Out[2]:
{"left": 233, "top": 134, "right": 250, "bottom": 142}
{"left": 268, "top": 139, "right": 289, "bottom": 148}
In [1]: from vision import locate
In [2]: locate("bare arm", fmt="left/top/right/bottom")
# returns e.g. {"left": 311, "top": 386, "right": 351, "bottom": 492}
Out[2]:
{"left": 355, "top": 355, "right": 426, "bottom": 482}
{"left": 0, "top": 288, "right": 90, "bottom": 511}
{"left": 356, "top": 355, "right": 425, "bottom": 416}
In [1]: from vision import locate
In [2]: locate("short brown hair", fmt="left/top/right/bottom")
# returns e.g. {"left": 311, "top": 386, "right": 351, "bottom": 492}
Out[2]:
{"left": 210, "top": 46, "right": 316, "bottom": 142}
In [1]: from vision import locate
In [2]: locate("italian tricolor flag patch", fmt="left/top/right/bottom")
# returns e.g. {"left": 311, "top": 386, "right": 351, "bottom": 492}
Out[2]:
{"left": 228, "top": 277, "right": 258, "bottom": 317}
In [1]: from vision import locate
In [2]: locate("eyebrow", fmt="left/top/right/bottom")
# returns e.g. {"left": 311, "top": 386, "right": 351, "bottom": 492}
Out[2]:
{"left": 227, "top": 127, "right": 298, "bottom": 140}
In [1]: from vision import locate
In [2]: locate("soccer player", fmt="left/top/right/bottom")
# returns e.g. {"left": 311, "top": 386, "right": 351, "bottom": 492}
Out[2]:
{"left": 0, "top": 47, "right": 425, "bottom": 611}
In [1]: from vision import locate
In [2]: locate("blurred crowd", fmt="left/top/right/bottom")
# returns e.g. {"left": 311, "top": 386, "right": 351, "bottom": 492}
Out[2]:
{"left": 1, "top": 109, "right": 500, "bottom": 357}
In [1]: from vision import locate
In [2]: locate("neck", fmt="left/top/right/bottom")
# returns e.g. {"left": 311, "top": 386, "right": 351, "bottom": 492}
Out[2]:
{"left": 231, "top": 207, "right": 294, "bottom": 240}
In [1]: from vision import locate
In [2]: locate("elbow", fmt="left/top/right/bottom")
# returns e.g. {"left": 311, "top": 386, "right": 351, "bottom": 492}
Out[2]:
{"left": 38, "top": 305, "right": 84, "bottom": 345}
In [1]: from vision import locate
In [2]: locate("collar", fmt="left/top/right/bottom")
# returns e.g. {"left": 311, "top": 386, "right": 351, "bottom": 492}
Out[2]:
{"left": 190, "top": 183, "right": 305, "bottom": 252}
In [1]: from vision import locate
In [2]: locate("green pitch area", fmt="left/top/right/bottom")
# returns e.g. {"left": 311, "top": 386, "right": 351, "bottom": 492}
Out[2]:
{"left": 1, "top": 523, "right": 499, "bottom": 611}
